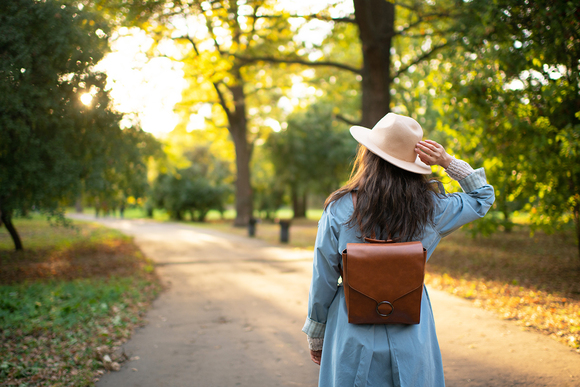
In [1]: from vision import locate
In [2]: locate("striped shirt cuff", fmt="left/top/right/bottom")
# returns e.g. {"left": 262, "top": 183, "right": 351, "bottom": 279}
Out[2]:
{"left": 445, "top": 158, "right": 474, "bottom": 181}
{"left": 302, "top": 317, "right": 326, "bottom": 338}
{"left": 307, "top": 336, "right": 324, "bottom": 351}
{"left": 458, "top": 168, "right": 488, "bottom": 192}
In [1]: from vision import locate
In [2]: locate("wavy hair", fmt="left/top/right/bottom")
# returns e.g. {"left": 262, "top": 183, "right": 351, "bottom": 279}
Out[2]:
{"left": 325, "top": 145, "right": 437, "bottom": 241}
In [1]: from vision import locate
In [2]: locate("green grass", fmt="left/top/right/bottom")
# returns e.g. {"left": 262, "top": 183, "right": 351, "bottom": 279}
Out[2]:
{"left": 0, "top": 216, "right": 162, "bottom": 386}
{"left": 0, "top": 213, "right": 125, "bottom": 251}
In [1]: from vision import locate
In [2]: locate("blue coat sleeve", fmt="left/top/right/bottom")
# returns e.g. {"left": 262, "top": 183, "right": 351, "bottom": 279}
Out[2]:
{"left": 303, "top": 205, "right": 342, "bottom": 338}
{"left": 434, "top": 168, "right": 495, "bottom": 237}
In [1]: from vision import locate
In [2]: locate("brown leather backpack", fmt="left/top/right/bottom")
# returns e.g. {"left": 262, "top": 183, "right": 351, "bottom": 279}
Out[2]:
{"left": 340, "top": 193, "right": 427, "bottom": 325}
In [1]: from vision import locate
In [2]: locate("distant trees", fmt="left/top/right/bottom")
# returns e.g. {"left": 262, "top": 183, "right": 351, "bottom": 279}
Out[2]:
{"left": 266, "top": 103, "right": 355, "bottom": 218}
{"left": 154, "top": 0, "right": 301, "bottom": 227}
{"left": 150, "top": 146, "right": 231, "bottom": 221}
{"left": 0, "top": 0, "right": 159, "bottom": 250}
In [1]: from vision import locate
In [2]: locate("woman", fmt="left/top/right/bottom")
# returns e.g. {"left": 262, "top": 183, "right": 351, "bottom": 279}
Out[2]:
{"left": 303, "top": 113, "right": 495, "bottom": 386}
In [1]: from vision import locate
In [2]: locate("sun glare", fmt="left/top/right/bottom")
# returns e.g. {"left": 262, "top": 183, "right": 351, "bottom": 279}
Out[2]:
{"left": 95, "top": 1, "right": 350, "bottom": 137}
{"left": 80, "top": 93, "right": 93, "bottom": 106}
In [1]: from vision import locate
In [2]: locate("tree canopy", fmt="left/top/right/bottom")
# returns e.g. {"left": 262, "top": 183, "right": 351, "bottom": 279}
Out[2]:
{"left": 434, "top": 1, "right": 580, "bottom": 246}
{"left": 0, "top": 0, "right": 159, "bottom": 250}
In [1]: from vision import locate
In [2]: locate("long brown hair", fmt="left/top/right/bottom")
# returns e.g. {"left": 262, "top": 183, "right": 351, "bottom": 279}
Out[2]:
{"left": 325, "top": 145, "right": 437, "bottom": 241}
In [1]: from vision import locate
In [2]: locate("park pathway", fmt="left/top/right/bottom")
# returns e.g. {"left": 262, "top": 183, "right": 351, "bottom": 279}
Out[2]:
{"left": 70, "top": 215, "right": 580, "bottom": 387}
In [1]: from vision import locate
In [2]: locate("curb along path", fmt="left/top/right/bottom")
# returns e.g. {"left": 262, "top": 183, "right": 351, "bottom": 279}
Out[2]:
{"left": 70, "top": 216, "right": 580, "bottom": 387}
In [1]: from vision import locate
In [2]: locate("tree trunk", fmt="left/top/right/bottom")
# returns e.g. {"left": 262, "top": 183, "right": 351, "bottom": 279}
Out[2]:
{"left": 0, "top": 211, "right": 23, "bottom": 251}
{"left": 353, "top": 0, "right": 395, "bottom": 127}
{"left": 292, "top": 186, "right": 307, "bottom": 219}
{"left": 498, "top": 193, "right": 513, "bottom": 233}
{"left": 75, "top": 197, "right": 83, "bottom": 213}
{"left": 228, "top": 81, "right": 254, "bottom": 227}
{"left": 575, "top": 202, "right": 580, "bottom": 266}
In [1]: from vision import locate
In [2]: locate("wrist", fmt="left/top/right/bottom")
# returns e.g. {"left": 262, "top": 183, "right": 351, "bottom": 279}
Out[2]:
{"left": 440, "top": 154, "right": 453, "bottom": 169}
{"left": 307, "top": 336, "right": 324, "bottom": 351}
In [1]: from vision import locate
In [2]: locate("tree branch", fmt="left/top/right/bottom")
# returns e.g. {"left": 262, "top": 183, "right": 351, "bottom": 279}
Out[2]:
{"left": 395, "top": 12, "right": 454, "bottom": 36}
{"left": 393, "top": 41, "right": 451, "bottom": 79}
{"left": 236, "top": 55, "right": 361, "bottom": 74}
{"left": 196, "top": 2, "right": 225, "bottom": 56}
{"left": 213, "top": 81, "right": 232, "bottom": 122}
{"left": 251, "top": 13, "right": 356, "bottom": 23}
{"left": 397, "top": 28, "right": 457, "bottom": 39}
{"left": 334, "top": 113, "right": 361, "bottom": 126}
{"left": 393, "top": 1, "right": 417, "bottom": 12}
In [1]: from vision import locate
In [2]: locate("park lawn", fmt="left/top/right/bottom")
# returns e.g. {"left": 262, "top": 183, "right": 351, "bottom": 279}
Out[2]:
{"left": 426, "top": 226, "right": 580, "bottom": 353}
{"left": 196, "top": 217, "right": 580, "bottom": 353}
{"left": 0, "top": 216, "right": 162, "bottom": 386}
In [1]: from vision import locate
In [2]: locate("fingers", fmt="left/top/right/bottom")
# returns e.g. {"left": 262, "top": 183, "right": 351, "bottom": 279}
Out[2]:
{"left": 310, "top": 350, "right": 322, "bottom": 365}
{"left": 417, "top": 140, "right": 441, "bottom": 153}
{"left": 415, "top": 139, "right": 452, "bottom": 168}
{"left": 415, "top": 142, "right": 436, "bottom": 161}
{"left": 416, "top": 140, "right": 445, "bottom": 157}
{"left": 415, "top": 140, "right": 447, "bottom": 167}
{"left": 424, "top": 139, "right": 442, "bottom": 147}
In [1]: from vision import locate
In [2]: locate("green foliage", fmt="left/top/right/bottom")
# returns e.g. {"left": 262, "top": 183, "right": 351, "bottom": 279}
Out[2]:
{"left": 251, "top": 144, "right": 286, "bottom": 220}
{"left": 150, "top": 146, "right": 232, "bottom": 221}
{"left": 438, "top": 0, "right": 580, "bottom": 243}
{"left": 307, "top": 21, "right": 362, "bottom": 123}
{"left": 1, "top": 278, "right": 139, "bottom": 332}
{"left": 0, "top": 0, "right": 107, "bottom": 214}
{"left": 266, "top": 103, "right": 356, "bottom": 215}
{"left": 0, "top": 0, "right": 160, "bottom": 249}
{"left": 158, "top": 0, "right": 305, "bottom": 225}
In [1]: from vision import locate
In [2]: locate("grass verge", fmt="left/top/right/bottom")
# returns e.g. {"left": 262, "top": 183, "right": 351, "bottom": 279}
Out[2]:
{"left": 0, "top": 216, "right": 162, "bottom": 386}
{"left": 425, "top": 227, "right": 580, "bottom": 353}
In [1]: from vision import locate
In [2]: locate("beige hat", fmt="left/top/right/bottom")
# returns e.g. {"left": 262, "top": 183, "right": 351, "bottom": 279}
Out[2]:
{"left": 350, "top": 113, "right": 432, "bottom": 174}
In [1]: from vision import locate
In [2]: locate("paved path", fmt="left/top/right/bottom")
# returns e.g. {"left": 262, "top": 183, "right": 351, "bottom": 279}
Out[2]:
{"left": 71, "top": 216, "right": 580, "bottom": 387}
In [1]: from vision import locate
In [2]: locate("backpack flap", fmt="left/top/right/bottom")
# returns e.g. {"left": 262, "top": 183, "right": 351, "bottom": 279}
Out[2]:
{"left": 343, "top": 241, "right": 427, "bottom": 324}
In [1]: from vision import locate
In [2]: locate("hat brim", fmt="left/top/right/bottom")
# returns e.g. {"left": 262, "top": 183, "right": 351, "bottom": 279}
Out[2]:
{"left": 350, "top": 126, "right": 432, "bottom": 175}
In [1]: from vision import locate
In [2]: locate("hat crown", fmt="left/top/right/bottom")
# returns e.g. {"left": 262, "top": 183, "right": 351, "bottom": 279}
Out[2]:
{"left": 349, "top": 112, "right": 431, "bottom": 174}
{"left": 368, "top": 113, "right": 423, "bottom": 163}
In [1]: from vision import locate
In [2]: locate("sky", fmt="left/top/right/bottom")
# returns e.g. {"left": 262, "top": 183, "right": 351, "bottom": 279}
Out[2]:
{"left": 93, "top": 1, "right": 353, "bottom": 138}
{"left": 94, "top": 28, "right": 187, "bottom": 136}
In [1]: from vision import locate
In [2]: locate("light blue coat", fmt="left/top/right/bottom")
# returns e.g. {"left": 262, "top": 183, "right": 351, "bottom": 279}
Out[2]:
{"left": 303, "top": 168, "right": 495, "bottom": 387}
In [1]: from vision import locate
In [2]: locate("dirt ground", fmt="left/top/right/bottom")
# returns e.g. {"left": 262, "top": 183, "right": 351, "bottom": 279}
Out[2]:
{"left": 69, "top": 216, "right": 580, "bottom": 387}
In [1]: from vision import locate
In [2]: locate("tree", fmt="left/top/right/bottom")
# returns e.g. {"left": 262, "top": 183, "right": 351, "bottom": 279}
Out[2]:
{"left": 266, "top": 103, "right": 355, "bottom": 218}
{"left": 84, "top": 124, "right": 162, "bottom": 217}
{"left": 441, "top": 0, "right": 580, "bottom": 256}
{"left": 0, "top": 0, "right": 159, "bottom": 250}
{"left": 145, "top": 0, "right": 302, "bottom": 227}
{"left": 242, "top": 0, "right": 457, "bottom": 126}
{"left": 151, "top": 145, "right": 231, "bottom": 221}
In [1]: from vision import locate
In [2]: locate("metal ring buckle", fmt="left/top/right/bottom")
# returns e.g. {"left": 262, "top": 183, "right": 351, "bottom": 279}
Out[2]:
{"left": 376, "top": 301, "right": 394, "bottom": 317}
